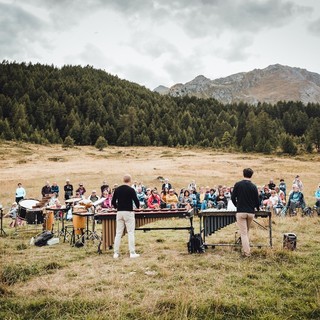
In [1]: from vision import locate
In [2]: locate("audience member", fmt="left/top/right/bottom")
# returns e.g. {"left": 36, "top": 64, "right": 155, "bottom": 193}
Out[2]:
{"left": 279, "top": 178, "right": 287, "bottom": 198}
{"left": 64, "top": 179, "right": 73, "bottom": 200}
{"left": 268, "top": 179, "right": 276, "bottom": 190}
{"left": 162, "top": 178, "right": 172, "bottom": 191}
{"left": 216, "top": 189, "right": 228, "bottom": 209}
{"left": 51, "top": 182, "right": 60, "bottom": 196}
{"left": 41, "top": 181, "right": 51, "bottom": 197}
{"left": 76, "top": 183, "right": 86, "bottom": 197}
{"left": 15, "top": 183, "right": 26, "bottom": 203}
{"left": 293, "top": 175, "right": 303, "bottom": 192}
{"left": 100, "top": 180, "right": 109, "bottom": 196}
{"left": 179, "top": 189, "right": 193, "bottom": 210}
{"left": 165, "top": 188, "right": 179, "bottom": 209}
{"left": 136, "top": 186, "right": 147, "bottom": 208}
{"left": 286, "top": 184, "right": 306, "bottom": 215}
{"left": 88, "top": 190, "right": 99, "bottom": 203}
{"left": 147, "top": 189, "right": 161, "bottom": 209}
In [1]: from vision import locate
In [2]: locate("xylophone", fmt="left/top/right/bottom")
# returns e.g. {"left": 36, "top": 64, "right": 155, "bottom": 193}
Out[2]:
{"left": 199, "top": 209, "right": 272, "bottom": 248}
{"left": 95, "top": 208, "right": 194, "bottom": 252}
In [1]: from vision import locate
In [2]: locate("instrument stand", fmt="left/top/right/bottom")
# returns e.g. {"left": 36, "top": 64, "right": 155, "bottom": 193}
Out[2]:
{"left": 0, "top": 208, "right": 7, "bottom": 236}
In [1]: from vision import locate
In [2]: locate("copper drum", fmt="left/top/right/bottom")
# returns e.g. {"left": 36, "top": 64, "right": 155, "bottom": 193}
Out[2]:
{"left": 73, "top": 215, "right": 86, "bottom": 235}
{"left": 44, "top": 211, "right": 54, "bottom": 231}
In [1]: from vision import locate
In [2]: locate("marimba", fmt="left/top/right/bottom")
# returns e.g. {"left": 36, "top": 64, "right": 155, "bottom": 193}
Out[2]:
{"left": 95, "top": 208, "right": 194, "bottom": 252}
{"left": 199, "top": 209, "right": 272, "bottom": 248}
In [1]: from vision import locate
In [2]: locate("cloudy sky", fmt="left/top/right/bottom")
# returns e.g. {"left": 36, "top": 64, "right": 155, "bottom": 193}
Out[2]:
{"left": 1, "top": 0, "right": 320, "bottom": 89}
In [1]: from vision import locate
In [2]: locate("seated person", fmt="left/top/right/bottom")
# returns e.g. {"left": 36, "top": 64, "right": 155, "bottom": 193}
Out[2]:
{"left": 274, "top": 186, "right": 286, "bottom": 206}
{"left": 205, "top": 188, "right": 217, "bottom": 208}
{"left": 88, "top": 190, "right": 100, "bottom": 203}
{"left": 216, "top": 189, "right": 228, "bottom": 209}
{"left": 267, "top": 189, "right": 280, "bottom": 214}
{"left": 160, "top": 187, "right": 169, "bottom": 208}
{"left": 179, "top": 189, "right": 193, "bottom": 210}
{"left": 4, "top": 202, "right": 18, "bottom": 219}
{"left": 48, "top": 192, "right": 61, "bottom": 208}
{"left": 136, "top": 186, "right": 147, "bottom": 208}
{"left": 197, "top": 186, "right": 207, "bottom": 210}
{"left": 166, "top": 189, "right": 179, "bottom": 209}
{"left": 261, "top": 186, "right": 271, "bottom": 208}
{"left": 223, "top": 186, "right": 232, "bottom": 202}
{"left": 101, "top": 189, "right": 112, "bottom": 209}
{"left": 147, "top": 189, "right": 161, "bottom": 209}
{"left": 286, "top": 184, "right": 306, "bottom": 216}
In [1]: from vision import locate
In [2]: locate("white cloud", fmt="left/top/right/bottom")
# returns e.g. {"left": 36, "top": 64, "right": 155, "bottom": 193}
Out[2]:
{"left": 0, "top": 0, "right": 320, "bottom": 89}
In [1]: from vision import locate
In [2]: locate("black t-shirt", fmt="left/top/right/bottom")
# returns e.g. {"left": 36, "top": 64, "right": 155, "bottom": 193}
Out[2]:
{"left": 111, "top": 185, "right": 140, "bottom": 211}
{"left": 231, "top": 179, "right": 260, "bottom": 213}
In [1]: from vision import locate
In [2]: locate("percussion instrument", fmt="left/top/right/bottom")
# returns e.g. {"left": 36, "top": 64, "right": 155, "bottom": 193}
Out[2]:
{"left": 43, "top": 210, "right": 54, "bottom": 232}
{"left": 18, "top": 199, "right": 44, "bottom": 224}
{"left": 72, "top": 207, "right": 88, "bottom": 235}
{"left": 95, "top": 208, "right": 194, "bottom": 252}
{"left": 199, "top": 209, "right": 272, "bottom": 247}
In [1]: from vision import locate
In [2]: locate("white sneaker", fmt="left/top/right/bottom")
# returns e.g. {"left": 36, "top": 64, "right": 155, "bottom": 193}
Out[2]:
{"left": 130, "top": 253, "right": 140, "bottom": 258}
{"left": 113, "top": 253, "right": 119, "bottom": 259}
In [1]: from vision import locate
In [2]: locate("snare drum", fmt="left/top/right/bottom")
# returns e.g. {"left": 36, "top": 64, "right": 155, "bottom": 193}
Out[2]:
{"left": 18, "top": 199, "right": 44, "bottom": 224}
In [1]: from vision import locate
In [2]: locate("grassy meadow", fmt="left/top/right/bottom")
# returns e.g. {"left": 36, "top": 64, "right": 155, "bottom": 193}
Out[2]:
{"left": 0, "top": 142, "right": 320, "bottom": 319}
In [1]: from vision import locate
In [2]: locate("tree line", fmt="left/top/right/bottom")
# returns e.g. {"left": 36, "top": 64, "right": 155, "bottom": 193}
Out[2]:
{"left": 0, "top": 61, "right": 320, "bottom": 154}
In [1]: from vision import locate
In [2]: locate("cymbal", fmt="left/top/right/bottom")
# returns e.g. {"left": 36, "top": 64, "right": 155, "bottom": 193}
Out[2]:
{"left": 65, "top": 197, "right": 82, "bottom": 203}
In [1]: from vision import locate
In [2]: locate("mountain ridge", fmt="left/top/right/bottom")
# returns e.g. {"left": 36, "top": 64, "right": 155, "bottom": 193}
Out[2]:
{"left": 154, "top": 64, "right": 320, "bottom": 105}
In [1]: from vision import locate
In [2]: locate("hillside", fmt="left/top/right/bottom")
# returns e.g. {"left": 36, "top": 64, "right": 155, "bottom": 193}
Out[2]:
{"left": 155, "top": 64, "right": 320, "bottom": 105}
{"left": 1, "top": 61, "right": 320, "bottom": 154}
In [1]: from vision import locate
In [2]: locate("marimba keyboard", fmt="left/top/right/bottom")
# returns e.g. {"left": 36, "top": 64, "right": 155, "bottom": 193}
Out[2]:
{"left": 199, "top": 209, "right": 272, "bottom": 247}
{"left": 95, "top": 208, "right": 194, "bottom": 252}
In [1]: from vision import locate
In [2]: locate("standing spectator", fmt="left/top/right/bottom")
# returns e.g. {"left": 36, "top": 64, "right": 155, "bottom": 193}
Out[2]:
{"left": 131, "top": 180, "right": 138, "bottom": 191}
{"left": 187, "top": 180, "right": 197, "bottom": 191}
{"left": 64, "top": 179, "right": 73, "bottom": 200}
{"left": 112, "top": 174, "right": 140, "bottom": 259}
{"left": 15, "top": 183, "right": 26, "bottom": 203}
{"left": 162, "top": 178, "right": 172, "bottom": 191}
{"left": 41, "top": 181, "right": 51, "bottom": 197}
{"left": 293, "top": 175, "right": 303, "bottom": 192}
{"left": 76, "top": 183, "right": 86, "bottom": 197}
{"left": 51, "top": 182, "right": 59, "bottom": 197}
{"left": 268, "top": 179, "right": 276, "bottom": 190}
{"left": 231, "top": 168, "right": 260, "bottom": 258}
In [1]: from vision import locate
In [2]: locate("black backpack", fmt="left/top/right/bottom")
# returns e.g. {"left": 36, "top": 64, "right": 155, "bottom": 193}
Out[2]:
{"left": 187, "top": 230, "right": 205, "bottom": 254}
{"left": 34, "top": 231, "right": 54, "bottom": 246}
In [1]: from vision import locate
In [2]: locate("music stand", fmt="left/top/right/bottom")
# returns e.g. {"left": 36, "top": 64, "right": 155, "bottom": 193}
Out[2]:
{"left": 0, "top": 206, "right": 7, "bottom": 236}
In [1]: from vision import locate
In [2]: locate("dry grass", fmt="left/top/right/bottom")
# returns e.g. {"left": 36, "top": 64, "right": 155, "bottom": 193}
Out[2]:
{"left": 0, "top": 142, "right": 320, "bottom": 319}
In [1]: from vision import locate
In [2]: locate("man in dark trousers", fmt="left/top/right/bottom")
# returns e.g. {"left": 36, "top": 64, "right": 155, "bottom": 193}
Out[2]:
{"left": 112, "top": 174, "right": 140, "bottom": 259}
{"left": 231, "top": 168, "right": 260, "bottom": 257}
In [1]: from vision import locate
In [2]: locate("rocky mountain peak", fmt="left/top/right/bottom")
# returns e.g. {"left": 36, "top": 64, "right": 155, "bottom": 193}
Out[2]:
{"left": 154, "top": 64, "right": 320, "bottom": 105}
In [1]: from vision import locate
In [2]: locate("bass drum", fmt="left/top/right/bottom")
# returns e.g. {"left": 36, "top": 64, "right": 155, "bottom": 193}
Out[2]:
{"left": 18, "top": 199, "right": 44, "bottom": 224}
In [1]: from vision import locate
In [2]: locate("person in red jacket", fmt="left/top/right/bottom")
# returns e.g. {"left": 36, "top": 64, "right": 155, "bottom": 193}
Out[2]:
{"left": 147, "top": 189, "right": 161, "bottom": 209}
